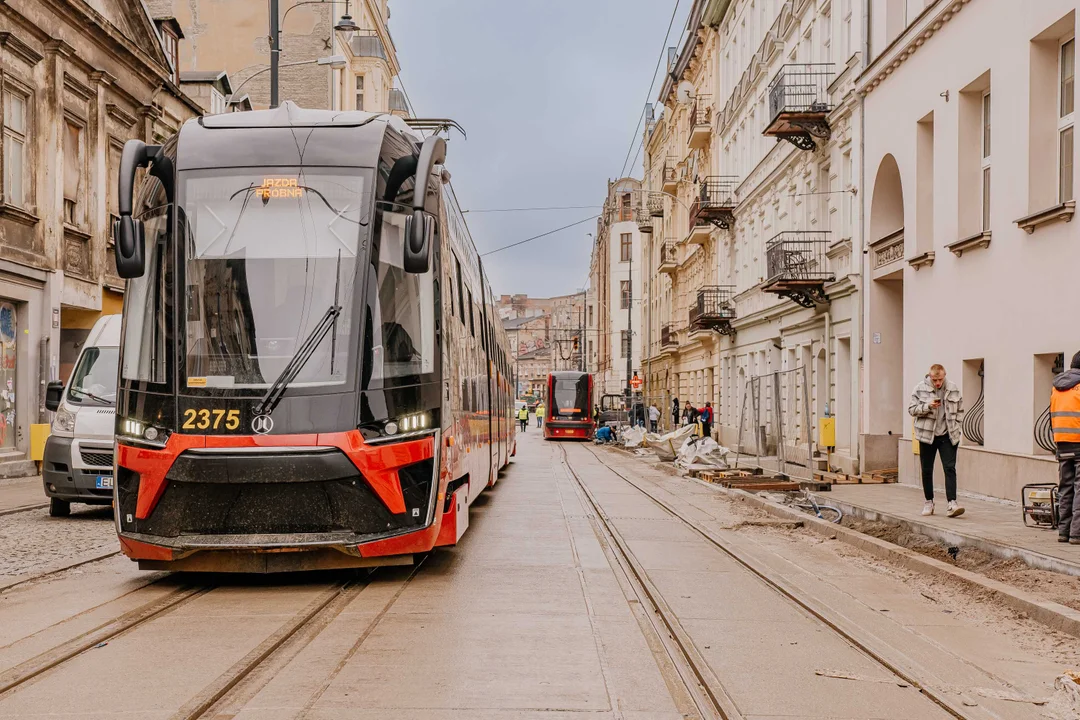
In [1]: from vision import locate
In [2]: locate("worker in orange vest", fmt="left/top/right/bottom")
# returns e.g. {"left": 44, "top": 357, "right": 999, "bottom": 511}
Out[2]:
{"left": 1052, "top": 351, "right": 1080, "bottom": 544}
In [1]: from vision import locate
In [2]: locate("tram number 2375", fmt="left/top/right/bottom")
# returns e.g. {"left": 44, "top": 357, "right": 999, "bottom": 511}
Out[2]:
{"left": 181, "top": 408, "right": 242, "bottom": 431}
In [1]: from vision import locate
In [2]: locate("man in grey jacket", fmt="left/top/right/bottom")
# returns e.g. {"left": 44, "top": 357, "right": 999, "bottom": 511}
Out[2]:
{"left": 908, "top": 364, "right": 965, "bottom": 518}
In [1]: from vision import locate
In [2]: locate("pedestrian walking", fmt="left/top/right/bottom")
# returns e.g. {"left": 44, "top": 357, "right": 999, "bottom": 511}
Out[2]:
{"left": 648, "top": 403, "right": 660, "bottom": 433}
{"left": 517, "top": 404, "right": 529, "bottom": 433}
{"left": 671, "top": 397, "right": 680, "bottom": 428}
{"left": 535, "top": 402, "right": 545, "bottom": 428}
{"left": 1051, "top": 351, "right": 1080, "bottom": 543}
{"left": 908, "top": 364, "right": 965, "bottom": 518}
{"left": 699, "top": 402, "right": 713, "bottom": 439}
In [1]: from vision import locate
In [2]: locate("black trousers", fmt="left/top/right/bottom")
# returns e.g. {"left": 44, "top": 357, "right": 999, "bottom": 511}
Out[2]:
{"left": 701, "top": 422, "right": 712, "bottom": 438}
{"left": 918, "top": 434, "right": 957, "bottom": 502}
{"left": 519, "top": 419, "right": 527, "bottom": 432}
{"left": 1057, "top": 454, "right": 1080, "bottom": 539}
{"left": 650, "top": 420, "right": 658, "bottom": 433}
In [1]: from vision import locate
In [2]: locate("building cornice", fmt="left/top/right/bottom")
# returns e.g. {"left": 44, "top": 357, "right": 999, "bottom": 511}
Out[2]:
{"left": 856, "top": 0, "right": 973, "bottom": 97}
{"left": 0, "top": 32, "right": 43, "bottom": 66}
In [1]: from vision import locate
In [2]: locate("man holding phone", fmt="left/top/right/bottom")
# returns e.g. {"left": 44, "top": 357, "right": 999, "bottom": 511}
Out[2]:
{"left": 909, "top": 364, "right": 965, "bottom": 517}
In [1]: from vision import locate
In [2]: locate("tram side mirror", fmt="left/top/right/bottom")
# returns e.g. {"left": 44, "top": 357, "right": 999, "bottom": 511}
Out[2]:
{"left": 404, "top": 211, "right": 433, "bottom": 274}
{"left": 114, "top": 215, "right": 145, "bottom": 279}
{"left": 45, "top": 381, "right": 64, "bottom": 412}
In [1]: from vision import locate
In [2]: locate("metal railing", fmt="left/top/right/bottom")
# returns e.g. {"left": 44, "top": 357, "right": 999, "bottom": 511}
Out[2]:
{"left": 662, "top": 157, "right": 678, "bottom": 185}
{"left": 689, "top": 286, "right": 736, "bottom": 327}
{"left": 692, "top": 95, "right": 712, "bottom": 127}
{"left": 659, "top": 240, "right": 678, "bottom": 265}
{"left": 690, "top": 176, "right": 738, "bottom": 227}
{"left": 765, "top": 231, "right": 833, "bottom": 283}
{"left": 351, "top": 31, "right": 387, "bottom": 61}
{"left": 661, "top": 324, "right": 677, "bottom": 347}
{"left": 647, "top": 195, "right": 665, "bottom": 217}
{"left": 767, "top": 64, "right": 835, "bottom": 126}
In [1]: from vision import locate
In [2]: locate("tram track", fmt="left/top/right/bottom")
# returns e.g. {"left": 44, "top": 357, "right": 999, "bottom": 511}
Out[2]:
{"left": 0, "top": 547, "right": 122, "bottom": 594}
{"left": 0, "top": 502, "right": 48, "bottom": 517}
{"left": 560, "top": 442, "right": 973, "bottom": 720}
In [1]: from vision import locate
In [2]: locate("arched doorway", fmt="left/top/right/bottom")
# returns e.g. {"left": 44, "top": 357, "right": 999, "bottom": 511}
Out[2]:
{"left": 866, "top": 154, "right": 906, "bottom": 471}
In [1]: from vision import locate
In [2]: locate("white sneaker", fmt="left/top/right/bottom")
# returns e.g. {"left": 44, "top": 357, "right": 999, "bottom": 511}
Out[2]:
{"left": 922, "top": 501, "right": 934, "bottom": 516}
{"left": 947, "top": 501, "right": 965, "bottom": 518}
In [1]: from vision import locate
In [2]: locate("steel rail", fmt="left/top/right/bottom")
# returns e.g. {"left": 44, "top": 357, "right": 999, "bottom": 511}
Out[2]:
{"left": 567, "top": 443, "right": 973, "bottom": 720}
{"left": 0, "top": 548, "right": 122, "bottom": 594}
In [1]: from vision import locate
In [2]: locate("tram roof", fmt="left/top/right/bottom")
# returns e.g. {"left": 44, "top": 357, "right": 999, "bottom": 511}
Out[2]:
{"left": 176, "top": 101, "right": 419, "bottom": 171}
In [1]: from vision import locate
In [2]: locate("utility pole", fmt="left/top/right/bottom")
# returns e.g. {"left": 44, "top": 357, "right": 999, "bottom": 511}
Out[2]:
{"left": 625, "top": 249, "right": 633, "bottom": 409}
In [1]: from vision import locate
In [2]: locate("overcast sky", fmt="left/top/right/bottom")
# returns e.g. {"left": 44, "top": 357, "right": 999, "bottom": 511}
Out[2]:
{"left": 389, "top": 0, "right": 691, "bottom": 298}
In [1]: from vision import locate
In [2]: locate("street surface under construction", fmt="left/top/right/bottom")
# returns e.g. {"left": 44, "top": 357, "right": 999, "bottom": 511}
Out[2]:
{"left": 1, "top": 434, "right": 1078, "bottom": 719}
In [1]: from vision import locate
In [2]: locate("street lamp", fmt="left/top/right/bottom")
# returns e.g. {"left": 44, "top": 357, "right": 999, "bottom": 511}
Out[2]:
{"left": 231, "top": 55, "right": 346, "bottom": 103}
{"left": 271, "top": 0, "right": 358, "bottom": 108}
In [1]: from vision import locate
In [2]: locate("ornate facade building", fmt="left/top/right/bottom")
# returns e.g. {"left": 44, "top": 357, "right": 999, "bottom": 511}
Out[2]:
{"left": 0, "top": 0, "right": 199, "bottom": 473}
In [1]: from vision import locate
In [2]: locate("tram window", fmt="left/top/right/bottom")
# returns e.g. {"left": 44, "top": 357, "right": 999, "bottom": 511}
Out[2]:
{"left": 121, "top": 201, "right": 168, "bottom": 384}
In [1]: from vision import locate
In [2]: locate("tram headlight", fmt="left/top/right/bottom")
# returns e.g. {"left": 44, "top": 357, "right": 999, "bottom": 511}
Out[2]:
{"left": 51, "top": 402, "right": 76, "bottom": 435}
{"left": 384, "top": 421, "right": 399, "bottom": 436}
{"left": 398, "top": 413, "right": 430, "bottom": 433}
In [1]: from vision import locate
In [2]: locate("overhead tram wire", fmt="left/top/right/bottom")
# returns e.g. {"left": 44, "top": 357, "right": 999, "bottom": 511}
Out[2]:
{"left": 616, "top": 0, "right": 684, "bottom": 180}
{"left": 464, "top": 205, "right": 603, "bottom": 214}
{"left": 479, "top": 215, "right": 600, "bottom": 257}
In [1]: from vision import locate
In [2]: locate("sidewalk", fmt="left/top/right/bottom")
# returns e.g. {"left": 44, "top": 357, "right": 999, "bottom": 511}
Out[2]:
{"left": 0, "top": 476, "right": 45, "bottom": 514}
{"left": 818, "top": 482, "right": 1080, "bottom": 577}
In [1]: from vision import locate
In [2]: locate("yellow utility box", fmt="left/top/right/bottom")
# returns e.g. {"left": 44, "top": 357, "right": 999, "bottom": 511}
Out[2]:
{"left": 818, "top": 417, "right": 835, "bottom": 448}
{"left": 30, "top": 423, "right": 50, "bottom": 462}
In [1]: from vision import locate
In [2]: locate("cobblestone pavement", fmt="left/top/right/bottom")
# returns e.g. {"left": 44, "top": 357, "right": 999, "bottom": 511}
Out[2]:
{"left": 0, "top": 505, "right": 116, "bottom": 578}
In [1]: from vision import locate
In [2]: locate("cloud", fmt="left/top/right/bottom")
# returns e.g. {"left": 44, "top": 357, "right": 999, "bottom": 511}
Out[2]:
{"left": 389, "top": 0, "right": 690, "bottom": 296}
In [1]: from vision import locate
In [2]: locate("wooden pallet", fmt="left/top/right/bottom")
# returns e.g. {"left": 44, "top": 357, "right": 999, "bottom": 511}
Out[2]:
{"left": 814, "top": 468, "right": 898, "bottom": 485}
{"left": 727, "top": 479, "right": 802, "bottom": 492}
{"left": 799, "top": 480, "right": 832, "bottom": 492}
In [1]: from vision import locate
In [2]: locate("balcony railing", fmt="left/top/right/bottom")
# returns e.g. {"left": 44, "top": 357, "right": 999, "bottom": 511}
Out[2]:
{"left": 662, "top": 158, "right": 678, "bottom": 192}
{"left": 647, "top": 195, "right": 664, "bottom": 217}
{"left": 764, "top": 64, "right": 835, "bottom": 151}
{"left": 764, "top": 231, "right": 834, "bottom": 307}
{"left": 689, "top": 286, "right": 736, "bottom": 334}
{"left": 689, "top": 95, "right": 712, "bottom": 150}
{"left": 658, "top": 240, "right": 678, "bottom": 273}
{"left": 690, "top": 176, "right": 738, "bottom": 230}
{"left": 351, "top": 31, "right": 388, "bottom": 61}
{"left": 661, "top": 324, "right": 677, "bottom": 347}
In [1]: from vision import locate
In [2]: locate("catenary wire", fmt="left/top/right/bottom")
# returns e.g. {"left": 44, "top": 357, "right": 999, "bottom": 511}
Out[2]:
{"left": 464, "top": 205, "right": 603, "bottom": 214}
{"left": 480, "top": 215, "right": 600, "bottom": 257}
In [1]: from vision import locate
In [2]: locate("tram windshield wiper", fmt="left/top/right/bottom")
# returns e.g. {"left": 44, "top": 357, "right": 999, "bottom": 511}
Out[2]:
{"left": 253, "top": 303, "right": 342, "bottom": 417}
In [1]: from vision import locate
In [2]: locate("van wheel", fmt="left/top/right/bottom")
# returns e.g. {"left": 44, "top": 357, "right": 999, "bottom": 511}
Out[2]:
{"left": 49, "top": 498, "right": 71, "bottom": 517}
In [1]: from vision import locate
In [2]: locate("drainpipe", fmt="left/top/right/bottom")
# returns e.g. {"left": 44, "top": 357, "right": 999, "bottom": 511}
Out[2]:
{"left": 855, "top": 0, "right": 870, "bottom": 473}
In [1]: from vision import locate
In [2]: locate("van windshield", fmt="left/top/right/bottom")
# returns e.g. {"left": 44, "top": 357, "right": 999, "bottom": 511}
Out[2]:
{"left": 68, "top": 347, "right": 119, "bottom": 405}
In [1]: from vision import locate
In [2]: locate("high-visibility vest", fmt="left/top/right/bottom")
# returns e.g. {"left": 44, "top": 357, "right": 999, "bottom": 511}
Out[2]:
{"left": 1051, "top": 385, "right": 1080, "bottom": 444}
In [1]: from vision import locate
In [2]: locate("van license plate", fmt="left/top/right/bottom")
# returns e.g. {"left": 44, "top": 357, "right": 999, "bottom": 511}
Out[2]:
{"left": 96, "top": 476, "right": 114, "bottom": 490}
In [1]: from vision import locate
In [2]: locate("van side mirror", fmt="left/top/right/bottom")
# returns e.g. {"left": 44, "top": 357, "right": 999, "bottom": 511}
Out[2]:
{"left": 404, "top": 211, "right": 434, "bottom": 274}
{"left": 114, "top": 215, "right": 145, "bottom": 279}
{"left": 45, "top": 381, "right": 64, "bottom": 412}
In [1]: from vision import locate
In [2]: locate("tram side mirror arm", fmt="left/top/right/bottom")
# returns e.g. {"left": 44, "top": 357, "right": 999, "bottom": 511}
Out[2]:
{"left": 405, "top": 135, "right": 446, "bottom": 274}
{"left": 114, "top": 139, "right": 160, "bottom": 279}
{"left": 45, "top": 381, "right": 64, "bottom": 413}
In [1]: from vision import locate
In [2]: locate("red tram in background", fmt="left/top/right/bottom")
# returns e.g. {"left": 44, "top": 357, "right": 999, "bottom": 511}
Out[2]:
{"left": 543, "top": 372, "right": 595, "bottom": 440}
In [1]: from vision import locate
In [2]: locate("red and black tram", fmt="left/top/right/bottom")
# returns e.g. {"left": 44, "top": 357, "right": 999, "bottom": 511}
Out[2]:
{"left": 542, "top": 372, "right": 595, "bottom": 440}
{"left": 110, "top": 103, "right": 515, "bottom": 572}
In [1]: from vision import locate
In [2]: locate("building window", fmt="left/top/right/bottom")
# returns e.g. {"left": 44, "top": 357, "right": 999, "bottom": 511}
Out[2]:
{"left": 620, "top": 193, "right": 632, "bottom": 221}
{"left": 160, "top": 30, "right": 179, "bottom": 85}
{"left": 619, "top": 280, "right": 630, "bottom": 310}
{"left": 63, "top": 121, "right": 84, "bottom": 227}
{"left": 619, "top": 233, "right": 632, "bottom": 262}
{"left": 588, "top": 305, "right": 593, "bottom": 327}
{"left": 355, "top": 75, "right": 364, "bottom": 111}
{"left": 1061, "top": 38, "right": 1075, "bottom": 203}
{"left": 3, "top": 91, "right": 27, "bottom": 209}
{"left": 209, "top": 89, "right": 226, "bottom": 116}
{"left": 981, "top": 91, "right": 991, "bottom": 232}
{"left": 621, "top": 331, "right": 631, "bottom": 358}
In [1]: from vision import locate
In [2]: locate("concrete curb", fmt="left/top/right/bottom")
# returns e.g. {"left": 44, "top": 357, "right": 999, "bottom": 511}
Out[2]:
{"left": 723, "top": 487, "right": 1080, "bottom": 639}
{"left": 812, "top": 492, "right": 1080, "bottom": 578}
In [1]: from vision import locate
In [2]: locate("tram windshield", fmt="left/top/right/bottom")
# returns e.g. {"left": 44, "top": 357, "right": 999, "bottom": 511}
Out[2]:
{"left": 552, "top": 375, "right": 589, "bottom": 421}
{"left": 180, "top": 169, "right": 366, "bottom": 391}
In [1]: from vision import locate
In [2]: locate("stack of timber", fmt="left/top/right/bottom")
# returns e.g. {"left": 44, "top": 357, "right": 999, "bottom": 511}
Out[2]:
{"left": 813, "top": 468, "right": 899, "bottom": 485}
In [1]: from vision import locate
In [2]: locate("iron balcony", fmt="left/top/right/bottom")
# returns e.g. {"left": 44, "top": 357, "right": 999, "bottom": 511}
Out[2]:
{"left": 658, "top": 240, "right": 678, "bottom": 274}
{"left": 351, "top": 31, "right": 388, "bottom": 61}
{"left": 688, "top": 285, "right": 736, "bottom": 335}
{"left": 662, "top": 157, "right": 678, "bottom": 194}
{"left": 763, "top": 231, "right": 834, "bottom": 307}
{"left": 764, "top": 64, "right": 835, "bottom": 151}
{"left": 660, "top": 323, "right": 677, "bottom": 348}
{"left": 689, "top": 95, "right": 712, "bottom": 150}
{"left": 690, "top": 176, "right": 738, "bottom": 233}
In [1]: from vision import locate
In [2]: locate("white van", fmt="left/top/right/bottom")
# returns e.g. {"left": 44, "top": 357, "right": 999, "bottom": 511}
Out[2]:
{"left": 42, "top": 315, "right": 121, "bottom": 517}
